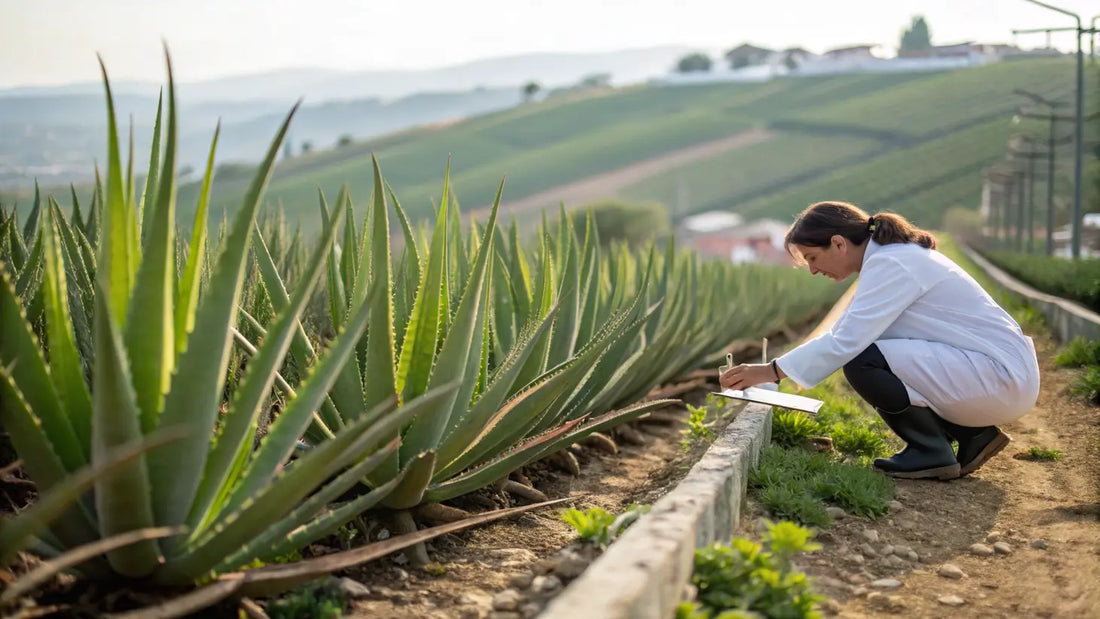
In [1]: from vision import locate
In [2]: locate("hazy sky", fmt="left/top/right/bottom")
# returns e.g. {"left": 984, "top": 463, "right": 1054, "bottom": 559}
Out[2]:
{"left": 3, "top": 0, "right": 1098, "bottom": 87}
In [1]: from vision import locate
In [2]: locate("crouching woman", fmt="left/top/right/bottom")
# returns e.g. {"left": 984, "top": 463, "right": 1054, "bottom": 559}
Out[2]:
{"left": 719, "top": 201, "right": 1040, "bottom": 480}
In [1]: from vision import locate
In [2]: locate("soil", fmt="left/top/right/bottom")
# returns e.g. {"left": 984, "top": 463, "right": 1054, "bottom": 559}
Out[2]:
{"left": 341, "top": 390, "right": 739, "bottom": 619}
{"left": 747, "top": 327, "right": 1100, "bottom": 619}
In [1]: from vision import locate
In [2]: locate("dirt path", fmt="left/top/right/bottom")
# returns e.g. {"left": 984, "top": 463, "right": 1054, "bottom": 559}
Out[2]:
{"left": 772, "top": 328, "right": 1100, "bottom": 618}
{"left": 470, "top": 128, "right": 774, "bottom": 220}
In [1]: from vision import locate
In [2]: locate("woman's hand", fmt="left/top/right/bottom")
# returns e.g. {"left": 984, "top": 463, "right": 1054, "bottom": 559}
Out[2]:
{"left": 719, "top": 363, "right": 776, "bottom": 390}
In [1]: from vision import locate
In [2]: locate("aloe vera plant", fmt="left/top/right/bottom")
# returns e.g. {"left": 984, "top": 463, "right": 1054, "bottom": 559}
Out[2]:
{"left": 247, "top": 162, "right": 677, "bottom": 516}
{"left": 0, "top": 56, "right": 452, "bottom": 586}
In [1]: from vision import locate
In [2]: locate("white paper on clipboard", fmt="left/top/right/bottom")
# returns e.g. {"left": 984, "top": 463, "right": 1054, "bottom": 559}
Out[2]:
{"left": 712, "top": 387, "right": 824, "bottom": 415}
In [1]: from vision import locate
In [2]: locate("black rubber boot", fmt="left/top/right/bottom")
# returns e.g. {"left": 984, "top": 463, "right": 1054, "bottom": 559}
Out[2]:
{"left": 937, "top": 418, "right": 1011, "bottom": 477}
{"left": 873, "top": 406, "right": 961, "bottom": 480}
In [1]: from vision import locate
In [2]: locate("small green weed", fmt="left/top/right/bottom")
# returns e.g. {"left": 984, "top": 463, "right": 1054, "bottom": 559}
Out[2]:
{"left": 266, "top": 582, "right": 346, "bottom": 619}
{"left": 1055, "top": 337, "right": 1100, "bottom": 368}
{"left": 561, "top": 504, "right": 650, "bottom": 548}
{"left": 1016, "top": 446, "right": 1064, "bottom": 461}
{"left": 682, "top": 403, "right": 716, "bottom": 450}
{"left": 829, "top": 424, "right": 890, "bottom": 459}
{"left": 750, "top": 447, "right": 893, "bottom": 526}
{"left": 677, "top": 520, "right": 824, "bottom": 619}
{"left": 1069, "top": 366, "right": 1100, "bottom": 405}
{"left": 771, "top": 409, "right": 825, "bottom": 448}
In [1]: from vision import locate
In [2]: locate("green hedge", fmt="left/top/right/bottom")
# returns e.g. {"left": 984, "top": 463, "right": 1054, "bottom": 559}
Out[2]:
{"left": 982, "top": 250, "right": 1100, "bottom": 312}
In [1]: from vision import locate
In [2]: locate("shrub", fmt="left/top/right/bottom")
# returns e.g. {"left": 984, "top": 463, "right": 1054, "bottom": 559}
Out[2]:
{"left": 677, "top": 520, "right": 824, "bottom": 619}
{"left": 1055, "top": 337, "right": 1100, "bottom": 368}
{"left": 982, "top": 250, "right": 1100, "bottom": 312}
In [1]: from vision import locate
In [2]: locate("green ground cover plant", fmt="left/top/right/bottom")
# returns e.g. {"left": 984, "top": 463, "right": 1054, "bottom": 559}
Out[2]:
{"left": 981, "top": 250, "right": 1100, "bottom": 312}
{"left": 677, "top": 520, "right": 825, "bottom": 619}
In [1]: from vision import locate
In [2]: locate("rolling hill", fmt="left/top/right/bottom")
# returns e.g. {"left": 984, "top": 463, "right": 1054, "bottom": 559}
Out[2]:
{"left": 5, "top": 57, "right": 1086, "bottom": 235}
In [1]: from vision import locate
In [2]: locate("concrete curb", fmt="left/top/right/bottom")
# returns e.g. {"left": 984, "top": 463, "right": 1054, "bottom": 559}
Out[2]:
{"left": 963, "top": 245, "right": 1100, "bottom": 343}
{"left": 539, "top": 402, "right": 773, "bottom": 619}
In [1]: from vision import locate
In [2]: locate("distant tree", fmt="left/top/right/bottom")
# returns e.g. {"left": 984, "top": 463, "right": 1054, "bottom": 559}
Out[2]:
{"left": 522, "top": 81, "right": 541, "bottom": 103}
{"left": 579, "top": 73, "right": 612, "bottom": 89}
{"left": 301, "top": 140, "right": 313, "bottom": 154}
{"left": 282, "top": 139, "right": 293, "bottom": 160}
{"left": 783, "top": 52, "right": 800, "bottom": 71}
{"left": 337, "top": 134, "right": 353, "bottom": 147}
{"left": 676, "top": 53, "right": 713, "bottom": 73}
{"left": 558, "top": 199, "right": 671, "bottom": 247}
{"left": 899, "top": 16, "right": 933, "bottom": 53}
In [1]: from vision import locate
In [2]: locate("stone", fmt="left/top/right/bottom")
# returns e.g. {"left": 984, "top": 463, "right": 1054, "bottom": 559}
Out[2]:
{"left": 938, "top": 564, "right": 966, "bottom": 579}
{"left": 492, "top": 589, "right": 523, "bottom": 612}
{"left": 1030, "top": 538, "right": 1049, "bottom": 550}
{"left": 457, "top": 608, "right": 481, "bottom": 619}
{"left": 938, "top": 595, "right": 966, "bottom": 606}
{"left": 845, "top": 572, "right": 868, "bottom": 585}
{"left": 817, "top": 576, "right": 849, "bottom": 590}
{"left": 488, "top": 548, "right": 540, "bottom": 569}
{"left": 881, "top": 544, "right": 894, "bottom": 556}
{"left": 826, "top": 506, "right": 847, "bottom": 519}
{"left": 393, "top": 568, "right": 409, "bottom": 581}
{"left": 554, "top": 556, "right": 590, "bottom": 580}
{"left": 907, "top": 551, "right": 919, "bottom": 562}
{"left": 520, "top": 602, "right": 542, "bottom": 618}
{"left": 870, "top": 578, "right": 903, "bottom": 590}
{"left": 376, "top": 528, "right": 391, "bottom": 540}
{"left": 531, "top": 575, "right": 562, "bottom": 593}
{"left": 862, "top": 529, "right": 880, "bottom": 543}
{"left": 986, "top": 531, "right": 1002, "bottom": 543}
{"left": 993, "top": 542, "right": 1013, "bottom": 555}
{"left": 846, "top": 553, "right": 865, "bottom": 565}
{"left": 821, "top": 599, "right": 842, "bottom": 615}
{"left": 969, "top": 543, "right": 995, "bottom": 556}
{"left": 334, "top": 577, "right": 371, "bottom": 598}
{"left": 888, "top": 500, "right": 904, "bottom": 511}
{"left": 488, "top": 613, "right": 523, "bottom": 619}
{"left": 457, "top": 593, "right": 489, "bottom": 606}
{"left": 887, "top": 555, "right": 908, "bottom": 568}
{"left": 892, "top": 545, "right": 913, "bottom": 558}
{"left": 508, "top": 572, "right": 534, "bottom": 589}
{"left": 859, "top": 543, "right": 878, "bottom": 556}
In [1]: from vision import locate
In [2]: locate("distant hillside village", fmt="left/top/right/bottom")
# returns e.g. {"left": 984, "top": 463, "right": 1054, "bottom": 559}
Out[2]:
{"left": 656, "top": 40, "right": 1062, "bottom": 86}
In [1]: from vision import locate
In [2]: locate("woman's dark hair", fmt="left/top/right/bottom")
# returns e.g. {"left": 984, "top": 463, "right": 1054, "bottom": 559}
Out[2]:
{"left": 784, "top": 201, "right": 936, "bottom": 262}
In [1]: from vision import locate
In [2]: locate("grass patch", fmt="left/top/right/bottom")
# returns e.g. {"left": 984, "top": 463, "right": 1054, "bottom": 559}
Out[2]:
{"left": 1055, "top": 337, "right": 1100, "bottom": 368}
{"left": 266, "top": 582, "right": 346, "bottom": 619}
{"left": 1068, "top": 366, "right": 1100, "bottom": 405}
{"left": 1015, "top": 446, "right": 1064, "bottom": 462}
{"left": 777, "top": 372, "right": 898, "bottom": 460}
{"left": 750, "top": 447, "right": 894, "bottom": 526}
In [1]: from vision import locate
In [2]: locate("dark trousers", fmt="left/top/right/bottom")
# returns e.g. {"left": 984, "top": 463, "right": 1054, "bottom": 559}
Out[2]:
{"left": 842, "top": 344, "right": 910, "bottom": 413}
{"left": 843, "top": 344, "right": 991, "bottom": 436}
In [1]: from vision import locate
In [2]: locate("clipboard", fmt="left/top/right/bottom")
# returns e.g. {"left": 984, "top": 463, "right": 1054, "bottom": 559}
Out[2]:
{"left": 711, "top": 386, "right": 824, "bottom": 415}
{"left": 714, "top": 336, "right": 824, "bottom": 415}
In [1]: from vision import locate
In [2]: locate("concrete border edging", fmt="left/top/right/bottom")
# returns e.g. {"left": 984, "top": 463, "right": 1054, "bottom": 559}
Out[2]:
{"left": 539, "top": 402, "right": 773, "bottom": 619}
{"left": 963, "top": 245, "right": 1100, "bottom": 343}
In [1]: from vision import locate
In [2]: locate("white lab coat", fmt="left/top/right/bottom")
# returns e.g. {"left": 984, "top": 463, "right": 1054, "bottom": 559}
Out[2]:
{"left": 776, "top": 240, "right": 1040, "bottom": 426}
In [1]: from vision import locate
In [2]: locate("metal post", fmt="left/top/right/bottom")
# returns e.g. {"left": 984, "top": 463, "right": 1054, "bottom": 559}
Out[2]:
{"left": 1046, "top": 116, "right": 1057, "bottom": 255}
{"left": 1027, "top": 153, "right": 1037, "bottom": 253}
{"left": 1016, "top": 170, "right": 1027, "bottom": 251}
{"left": 1072, "top": 28, "right": 1084, "bottom": 258}
{"left": 1021, "top": 1, "right": 1085, "bottom": 259}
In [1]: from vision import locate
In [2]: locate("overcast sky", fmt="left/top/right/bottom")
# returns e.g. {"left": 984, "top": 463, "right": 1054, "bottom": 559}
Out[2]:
{"left": 2, "top": 0, "right": 1098, "bottom": 87}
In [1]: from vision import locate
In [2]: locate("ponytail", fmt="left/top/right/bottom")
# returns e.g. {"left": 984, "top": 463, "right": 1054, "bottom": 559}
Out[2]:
{"left": 785, "top": 201, "right": 936, "bottom": 261}
{"left": 867, "top": 212, "right": 937, "bottom": 249}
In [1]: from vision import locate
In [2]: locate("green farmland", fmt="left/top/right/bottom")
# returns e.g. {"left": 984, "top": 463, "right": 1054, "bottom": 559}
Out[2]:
{"left": 8, "top": 57, "right": 1079, "bottom": 233}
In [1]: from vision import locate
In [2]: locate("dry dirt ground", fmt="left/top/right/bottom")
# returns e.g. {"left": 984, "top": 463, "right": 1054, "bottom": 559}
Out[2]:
{"left": 757, "top": 327, "right": 1100, "bottom": 619}
{"left": 342, "top": 395, "right": 722, "bottom": 619}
